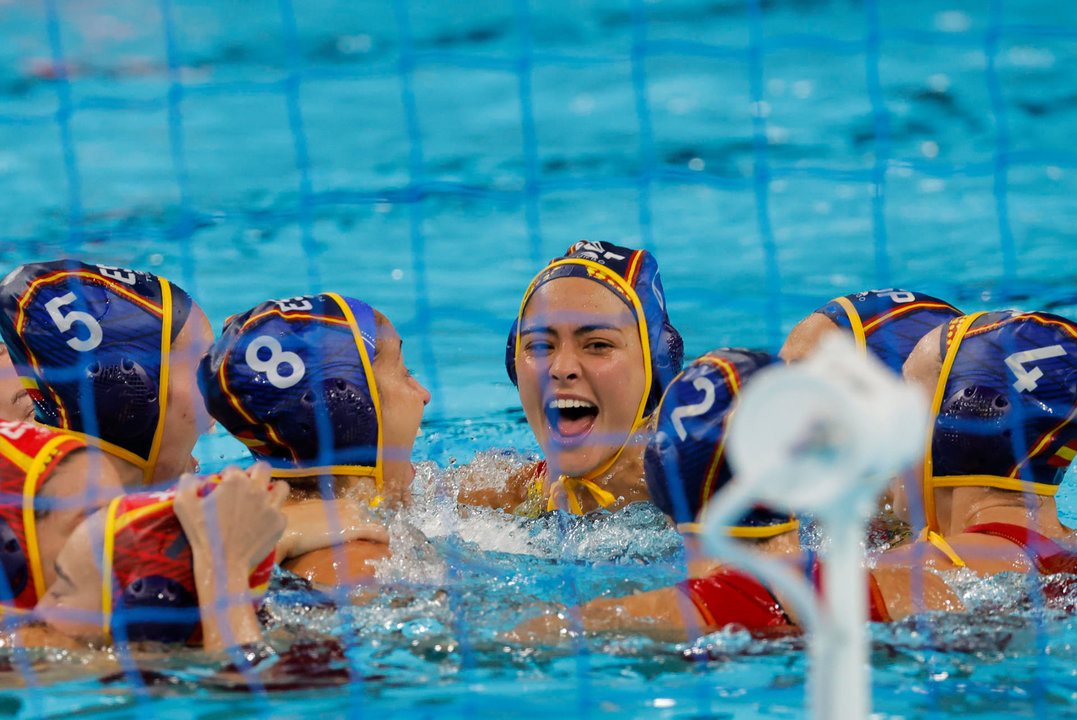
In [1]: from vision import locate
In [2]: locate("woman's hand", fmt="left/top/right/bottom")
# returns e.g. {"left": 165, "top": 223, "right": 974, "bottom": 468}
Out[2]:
{"left": 277, "top": 497, "right": 390, "bottom": 562}
{"left": 174, "top": 463, "right": 288, "bottom": 652}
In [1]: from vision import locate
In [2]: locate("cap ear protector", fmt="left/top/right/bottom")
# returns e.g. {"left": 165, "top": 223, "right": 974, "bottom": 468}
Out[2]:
{"left": 87, "top": 356, "right": 159, "bottom": 446}
{"left": 504, "top": 240, "right": 683, "bottom": 416}
{"left": 644, "top": 348, "right": 797, "bottom": 537}
{"left": 0, "top": 517, "right": 28, "bottom": 601}
{"left": 921, "top": 310, "right": 1077, "bottom": 532}
{"left": 933, "top": 386, "right": 1014, "bottom": 477}
{"left": 266, "top": 377, "right": 379, "bottom": 467}
{"left": 0, "top": 261, "right": 194, "bottom": 485}
{"left": 113, "top": 574, "right": 199, "bottom": 644}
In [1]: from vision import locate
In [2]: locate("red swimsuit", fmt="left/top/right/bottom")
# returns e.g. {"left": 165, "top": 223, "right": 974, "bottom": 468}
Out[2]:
{"left": 677, "top": 559, "right": 892, "bottom": 633}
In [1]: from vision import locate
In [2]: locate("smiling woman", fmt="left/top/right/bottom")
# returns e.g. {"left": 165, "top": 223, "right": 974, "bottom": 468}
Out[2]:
{"left": 461, "top": 241, "right": 683, "bottom": 516}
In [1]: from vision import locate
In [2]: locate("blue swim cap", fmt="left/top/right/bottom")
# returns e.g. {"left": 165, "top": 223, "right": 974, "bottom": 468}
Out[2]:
{"left": 816, "top": 289, "right": 962, "bottom": 374}
{"left": 200, "top": 293, "right": 384, "bottom": 484}
{"left": 505, "top": 240, "right": 684, "bottom": 415}
{"left": 921, "top": 311, "right": 1077, "bottom": 531}
{"left": 0, "top": 261, "right": 193, "bottom": 483}
{"left": 644, "top": 348, "right": 797, "bottom": 537}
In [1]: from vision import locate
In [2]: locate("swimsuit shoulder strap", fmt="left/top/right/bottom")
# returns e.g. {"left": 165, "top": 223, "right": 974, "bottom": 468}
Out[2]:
{"left": 963, "top": 522, "right": 1077, "bottom": 575}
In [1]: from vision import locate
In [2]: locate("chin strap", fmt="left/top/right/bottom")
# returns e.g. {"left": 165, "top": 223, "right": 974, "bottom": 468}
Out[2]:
{"left": 918, "top": 527, "right": 968, "bottom": 568}
{"left": 545, "top": 416, "right": 649, "bottom": 514}
{"left": 547, "top": 476, "right": 618, "bottom": 514}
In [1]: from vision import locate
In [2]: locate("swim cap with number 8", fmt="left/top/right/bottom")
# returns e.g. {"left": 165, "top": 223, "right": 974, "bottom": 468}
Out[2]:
{"left": 199, "top": 293, "right": 384, "bottom": 481}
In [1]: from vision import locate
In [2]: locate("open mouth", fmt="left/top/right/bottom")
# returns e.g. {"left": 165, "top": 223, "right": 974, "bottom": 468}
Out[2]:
{"left": 545, "top": 397, "right": 598, "bottom": 447}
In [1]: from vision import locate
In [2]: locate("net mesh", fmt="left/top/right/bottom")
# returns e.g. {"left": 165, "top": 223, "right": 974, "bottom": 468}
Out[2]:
{"left": 0, "top": 0, "right": 1074, "bottom": 716}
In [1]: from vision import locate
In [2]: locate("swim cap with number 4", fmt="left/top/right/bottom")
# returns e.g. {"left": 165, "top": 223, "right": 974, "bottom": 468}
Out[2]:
{"left": 922, "top": 310, "right": 1077, "bottom": 530}
{"left": 0, "top": 261, "right": 192, "bottom": 482}
{"left": 199, "top": 293, "right": 383, "bottom": 482}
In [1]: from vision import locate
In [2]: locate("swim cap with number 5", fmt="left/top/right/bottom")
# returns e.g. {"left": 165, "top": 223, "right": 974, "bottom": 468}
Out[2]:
{"left": 0, "top": 261, "right": 192, "bottom": 482}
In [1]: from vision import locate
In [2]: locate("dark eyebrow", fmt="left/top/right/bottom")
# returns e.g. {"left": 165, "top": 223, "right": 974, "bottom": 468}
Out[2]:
{"left": 573, "top": 324, "right": 621, "bottom": 336}
{"left": 520, "top": 324, "right": 623, "bottom": 337}
{"left": 53, "top": 561, "right": 72, "bottom": 586}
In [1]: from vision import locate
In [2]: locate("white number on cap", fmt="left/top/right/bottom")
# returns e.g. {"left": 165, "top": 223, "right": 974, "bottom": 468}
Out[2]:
{"left": 872, "top": 289, "right": 916, "bottom": 304}
{"left": 670, "top": 377, "right": 716, "bottom": 441}
{"left": 275, "top": 297, "right": 313, "bottom": 312}
{"left": 246, "top": 335, "right": 305, "bottom": 389}
{"left": 0, "top": 421, "right": 27, "bottom": 441}
{"left": 1005, "top": 345, "right": 1067, "bottom": 393}
{"left": 45, "top": 292, "right": 103, "bottom": 352}
{"left": 96, "top": 264, "right": 137, "bottom": 285}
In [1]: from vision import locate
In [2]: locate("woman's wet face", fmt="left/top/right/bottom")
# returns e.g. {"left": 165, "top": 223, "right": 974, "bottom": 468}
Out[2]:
{"left": 35, "top": 511, "right": 107, "bottom": 642}
{"left": 372, "top": 315, "right": 430, "bottom": 473}
{"left": 157, "top": 305, "right": 215, "bottom": 483}
{"left": 35, "top": 449, "right": 124, "bottom": 590}
{"left": 515, "top": 277, "right": 648, "bottom": 477}
{"left": 0, "top": 346, "right": 33, "bottom": 423}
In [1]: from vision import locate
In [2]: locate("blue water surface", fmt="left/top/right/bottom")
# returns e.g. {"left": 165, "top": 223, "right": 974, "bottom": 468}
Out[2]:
{"left": 0, "top": 0, "right": 1076, "bottom": 717}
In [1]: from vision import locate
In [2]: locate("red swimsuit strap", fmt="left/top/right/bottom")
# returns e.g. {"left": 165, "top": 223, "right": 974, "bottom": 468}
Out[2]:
{"left": 963, "top": 522, "right": 1077, "bottom": 575}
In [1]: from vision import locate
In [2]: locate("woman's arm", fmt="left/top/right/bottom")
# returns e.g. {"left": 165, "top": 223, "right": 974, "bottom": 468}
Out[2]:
{"left": 276, "top": 497, "right": 390, "bottom": 563}
{"left": 456, "top": 460, "right": 542, "bottom": 512}
{"left": 174, "top": 464, "right": 288, "bottom": 653}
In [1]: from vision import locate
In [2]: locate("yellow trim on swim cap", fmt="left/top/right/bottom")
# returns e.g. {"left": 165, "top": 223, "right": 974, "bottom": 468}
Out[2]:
{"left": 922, "top": 312, "right": 985, "bottom": 533}
{"left": 515, "top": 257, "right": 653, "bottom": 432}
{"left": 326, "top": 292, "right": 384, "bottom": 495}
{"left": 930, "top": 473, "right": 1060, "bottom": 496}
{"left": 268, "top": 464, "right": 384, "bottom": 508}
{"left": 834, "top": 296, "right": 867, "bottom": 354}
{"left": 515, "top": 258, "right": 654, "bottom": 514}
{"left": 0, "top": 436, "right": 33, "bottom": 473}
{"left": 727, "top": 517, "right": 801, "bottom": 539}
{"left": 101, "top": 495, "right": 123, "bottom": 640}
{"left": 676, "top": 517, "right": 800, "bottom": 538}
{"left": 141, "top": 279, "right": 173, "bottom": 486}
{"left": 22, "top": 433, "right": 74, "bottom": 601}
{"left": 58, "top": 430, "right": 149, "bottom": 479}
{"left": 110, "top": 497, "right": 176, "bottom": 535}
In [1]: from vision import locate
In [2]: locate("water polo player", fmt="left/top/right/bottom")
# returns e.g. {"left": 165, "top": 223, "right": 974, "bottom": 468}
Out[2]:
{"left": 465, "top": 240, "right": 683, "bottom": 516}
{"left": 0, "top": 420, "right": 123, "bottom": 611}
{"left": 0, "top": 261, "right": 214, "bottom": 486}
{"left": 33, "top": 465, "right": 285, "bottom": 651}
{"left": 780, "top": 288, "right": 962, "bottom": 373}
{"left": 512, "top": 349, "right": 958, "bottom": 642}
{"left": 201, "top": 293, "right": 430, "bottom": 585}
{"left": 512, "top": 350, "right": 805, "bottom": 640}
{"left": 882, "top": 310, "right": 1077, "bottom": 579}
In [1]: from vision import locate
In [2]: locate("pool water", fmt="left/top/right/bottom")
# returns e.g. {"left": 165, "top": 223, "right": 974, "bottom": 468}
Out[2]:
{"left": 1, "top": 0, "right": 1077, "bottom": 717}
